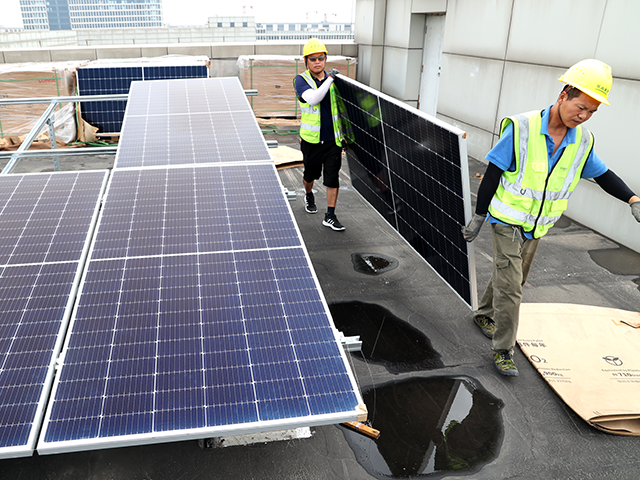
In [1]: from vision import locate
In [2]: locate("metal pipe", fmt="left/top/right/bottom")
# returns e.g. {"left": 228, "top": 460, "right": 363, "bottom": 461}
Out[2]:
{"left": 0, "top": 90, "right": 257, "bottom": 105}
{"left": 0, "top": 94, "right": 129, "bottom": 106}
{"left": 0, "top": 147, "right": 118, "bottom": 159}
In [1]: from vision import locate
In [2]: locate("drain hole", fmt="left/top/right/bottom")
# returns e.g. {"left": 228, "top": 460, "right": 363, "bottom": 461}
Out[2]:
{"left": 351, "top": 253, "right": 398, "bottom": 275}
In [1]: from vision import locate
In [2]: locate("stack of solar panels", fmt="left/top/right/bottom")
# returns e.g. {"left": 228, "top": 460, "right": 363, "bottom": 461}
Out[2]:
{"left": 36, "top": 77, "right": 364, "bottom": 455}
{"left": 334, "top": 76, "right": 477, "bottom": 309}
{"left": 77, "top": 57, "right": 210, "bottom": 133}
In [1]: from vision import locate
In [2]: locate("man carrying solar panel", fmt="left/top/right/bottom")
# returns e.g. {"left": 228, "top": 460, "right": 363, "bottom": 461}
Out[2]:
{"left": 461, "top": 59, "right": 640, "bottom": 377}
{"left": 294, "top": 37, "right": 347, "bottom": 231}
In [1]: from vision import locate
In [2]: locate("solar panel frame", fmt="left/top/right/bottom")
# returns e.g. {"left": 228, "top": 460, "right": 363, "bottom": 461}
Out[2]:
{"left": 38, "top": 162, "right": 364, "bottom": 455}
{"left": 0, "top": 171, "right": 109, "bottom": 459}
{"left": 334, "top": 76, "right": 477, "bottom": 310}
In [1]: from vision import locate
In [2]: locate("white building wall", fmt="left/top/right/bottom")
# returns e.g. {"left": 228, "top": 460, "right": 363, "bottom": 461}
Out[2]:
{"left": 355, "top": 0, "right": 640, "bottom": 253}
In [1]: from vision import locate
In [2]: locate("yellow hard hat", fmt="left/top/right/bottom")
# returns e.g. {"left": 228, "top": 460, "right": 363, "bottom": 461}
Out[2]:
{"left": 303, "top": 38, "right": 328, "bottom": 57}
{"left": 558, "top": 59, "right": 612, "bottom": 106}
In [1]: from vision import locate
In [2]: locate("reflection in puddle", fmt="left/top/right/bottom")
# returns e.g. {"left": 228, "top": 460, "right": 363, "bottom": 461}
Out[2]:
{"left": 329, "top": 301, "right": 443, "bottom": 373}
{"left": 351, "top": 253, "right": 399, "bottom": 275}
{"left": 342, "top": 377, "right": 503, "bottom": 478}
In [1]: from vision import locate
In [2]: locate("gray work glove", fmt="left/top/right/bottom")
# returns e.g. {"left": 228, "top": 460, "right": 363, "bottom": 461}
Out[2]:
{"left": 461, "top": 214, "right": 486, "bottom": 242}
{"left": 631, "top": 201, "right": 640, "bottom": 223}
{"left": 328, "top": 68, "right": 340, "bottom": 79}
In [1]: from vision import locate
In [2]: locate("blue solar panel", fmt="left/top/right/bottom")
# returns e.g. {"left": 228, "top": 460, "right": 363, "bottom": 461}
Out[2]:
{"left": 0, "top": 171, "right": 108, "bottom": 459}
{"left": 123, "top": 77, "right": 251, "bottom": 117}
{"left": 38, "top": 77, "right": 363, "bottom": 455}
{"left": 115, "top": 78, "right": 269, "bottom": 168}
{"left": 92, "top": 164, "right": 302, "bottom": 259}
{"left": 334, "top": 76, "right": 477, "bottom": 309}
{"left": 39, "top": 164, "right": 362, "bottom": 454}
{"left": 77, "top": 62, "right": 209, "bottom": 134}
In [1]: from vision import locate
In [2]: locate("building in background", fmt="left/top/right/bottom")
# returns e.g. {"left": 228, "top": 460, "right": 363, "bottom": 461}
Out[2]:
{"left": 354, "top": 0, "right": 640, "bottom": 254}
{"left": 257, "top": 22, "right": 353, "bottom": 41}
{"left": 20, "top": 0, "right": 163, "bottom": 30}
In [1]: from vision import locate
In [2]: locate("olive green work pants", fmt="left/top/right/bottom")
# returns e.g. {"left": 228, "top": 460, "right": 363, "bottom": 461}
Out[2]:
{"left": 475, "top": 223, "right": 540, "bottom": 354}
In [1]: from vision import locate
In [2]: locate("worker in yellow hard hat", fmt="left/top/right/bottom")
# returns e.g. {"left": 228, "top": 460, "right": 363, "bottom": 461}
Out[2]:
{"left": 461, "top": 59, "right": 640, "bottom": 377}
{"left": 294, "top": 37, "right": 346, "bottom": 231}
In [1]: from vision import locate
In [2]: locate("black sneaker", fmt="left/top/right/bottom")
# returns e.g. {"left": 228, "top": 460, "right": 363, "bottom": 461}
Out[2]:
{"left": 305, "top": 193, "right": 317, "bottom": 214}
{"left": 323, "top": 213, "right": 345, "bottom": 231}
{"left": 493, "top": 350, "right": 518, "bottom": 377}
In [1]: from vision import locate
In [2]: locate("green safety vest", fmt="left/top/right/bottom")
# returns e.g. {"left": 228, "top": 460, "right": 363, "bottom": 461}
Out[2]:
{"left": 488, "top": 110, "right": 594, "bottom": 239}
{"left": 295, "top": 70, "right": 343, "bottom": 147}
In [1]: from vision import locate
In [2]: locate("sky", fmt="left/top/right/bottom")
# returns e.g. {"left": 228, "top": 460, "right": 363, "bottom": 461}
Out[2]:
{"left": 1, "top": 0, "right": 355, "bottom": 29}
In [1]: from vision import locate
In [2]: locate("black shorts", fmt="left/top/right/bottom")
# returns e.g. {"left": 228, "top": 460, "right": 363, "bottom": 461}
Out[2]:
{"left": 301, "top": 139, "right": 343, "bottom": 189}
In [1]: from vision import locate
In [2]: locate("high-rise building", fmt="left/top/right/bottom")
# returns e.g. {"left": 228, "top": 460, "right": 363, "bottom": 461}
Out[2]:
{"left": 20, "top": 0, "right": 163, "bottom": 31}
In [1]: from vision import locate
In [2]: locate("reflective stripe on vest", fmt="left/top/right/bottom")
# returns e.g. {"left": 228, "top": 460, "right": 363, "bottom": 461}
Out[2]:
{"left": 295, "top": 70, "right": 342, "bottom": 146}
{"left": 488, "top": 110, "right": 593, "bottom": 238}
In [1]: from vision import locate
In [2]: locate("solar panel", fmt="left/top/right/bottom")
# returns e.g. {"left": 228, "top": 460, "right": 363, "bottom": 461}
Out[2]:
{"left": 38, "top": 164, "right": 363, "bottom": 454}
{"left": 77, "top": 60, "right": 209, "bottom": 134}
{"left": 114, "top": 78, "right": 271, "bottom": 169}
{"left": 0, "top": 171, "right": 108, "bottom": 459}
{"left": 334, "top": 76, "right": 477, "bottom": 309}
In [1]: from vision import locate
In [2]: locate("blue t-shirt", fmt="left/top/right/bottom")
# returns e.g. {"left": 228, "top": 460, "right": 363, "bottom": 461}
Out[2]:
{"left": 486, "top": 105, "right": 608, "bottom": 237}
{"left": 295, "top": 73, "right": 334, "bottom": 142}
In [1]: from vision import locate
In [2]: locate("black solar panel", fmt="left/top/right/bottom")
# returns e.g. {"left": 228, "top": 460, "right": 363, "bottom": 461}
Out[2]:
{"left": 39, "top": 164, "right": 362, "bottom": 454}
{"left": 0, "top": 171, "right": 108, "bottom": 459}
{"left": 77, "top": 62, "right": 209, "bottom": 133}
{"left": 334, "top": 76, "right": 477, "bottom": 309}
{"left": 115, "top": 78, "right": 270, "bottom": 168}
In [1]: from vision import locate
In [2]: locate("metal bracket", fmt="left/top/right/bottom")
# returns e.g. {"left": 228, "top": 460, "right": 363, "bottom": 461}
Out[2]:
{"left": 46, "top": 117, "right": 60, "bottom": 172}
{"left": 338, "top": 331, "right": 362, "bottom": 352}
{"left": 283, "top": 189, "right": 296, "bottom": 201}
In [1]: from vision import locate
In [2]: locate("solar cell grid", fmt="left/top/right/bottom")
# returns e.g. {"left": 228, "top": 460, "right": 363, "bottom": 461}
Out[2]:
{"left": 41, "top": 225, "right": 360, "bottom": 452}
{"left": 0, "top": 171, "right": 108, "bottom": 459}
{"left": 77, "top": 63, "right": 208, "bottom": 133}
{"left": 124, "top": 78, "right": 252, "bottom": 118}
{"left": 116, "top": 110, "right": 271, "bottom": 168}
{"left": 91, "top": 164, "right": 301, "bottom": 260}
{"left": 38, "top": 78, "right": 363, "bottom": 455}
{"left": 334, "top": 76, "right": 477, "bottom": 308}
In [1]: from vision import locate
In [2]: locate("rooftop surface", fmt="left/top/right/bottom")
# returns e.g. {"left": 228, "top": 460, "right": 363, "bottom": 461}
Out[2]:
{"left": 1, "top": 131, "right": 639, "bottom": 479}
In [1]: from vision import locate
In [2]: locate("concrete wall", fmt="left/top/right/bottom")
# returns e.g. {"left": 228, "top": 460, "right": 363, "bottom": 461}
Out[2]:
{"left": 0, "top": 30, "right": 77, "bottom": 49}
{"left": 355, "top": 0, "right": 640, "bottom": 253}
{"left": 76, "top": 26, "right": 257, "bottom": 46}
{"left": 0, "top": 41, "right": 358, "bottom": 78}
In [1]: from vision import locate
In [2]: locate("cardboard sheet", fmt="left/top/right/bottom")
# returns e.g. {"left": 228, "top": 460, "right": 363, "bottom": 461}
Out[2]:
{"left": 518, "top": 303, "right": 640, "bottom": 435}
{"left": 271, "top": 144, "right": 303, "bottom": 167}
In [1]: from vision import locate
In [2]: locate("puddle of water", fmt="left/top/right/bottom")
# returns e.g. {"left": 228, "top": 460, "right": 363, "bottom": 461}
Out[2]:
{"left": 588, "top": 246, "right": 640, "bottom": 291}
{"left": 342, "top": 376, "right": 504, "bottom": 479}
{"left": 352, "top": 253, "right": 399, "bottom": 275}
{"left": 329, "top": 301, "right": 443, "bottom": 373}
{"left": 553, "top": 215, "right": 572, "bottom": 229}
